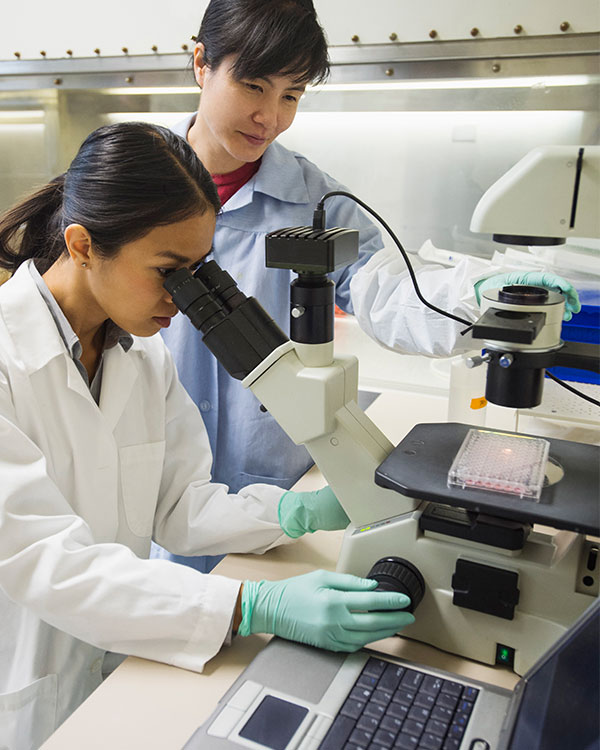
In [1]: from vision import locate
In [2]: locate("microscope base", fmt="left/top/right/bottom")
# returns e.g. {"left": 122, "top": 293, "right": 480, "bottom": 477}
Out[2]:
{"left": 336, "top": 508, "right": 596, "bottom": 675}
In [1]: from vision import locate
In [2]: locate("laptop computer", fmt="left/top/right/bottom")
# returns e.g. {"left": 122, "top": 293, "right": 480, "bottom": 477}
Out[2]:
{"left": 184, "top": 598, "right": 599, "bottom": 750}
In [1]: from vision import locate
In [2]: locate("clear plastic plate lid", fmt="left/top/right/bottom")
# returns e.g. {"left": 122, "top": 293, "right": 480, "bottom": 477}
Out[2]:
{"left": 447, "top": 428, "right": 550, "bottom": 500}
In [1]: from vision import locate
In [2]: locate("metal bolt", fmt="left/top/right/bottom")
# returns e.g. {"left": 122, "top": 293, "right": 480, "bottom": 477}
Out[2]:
{"left": 181, "top": 43, "right": 189, "bottom": 51}
{"left": 66, "top": 49, "right": 73, "bottom": 56}
{"left": 513, "top": 24, "right": 523, "bottom": 34}
{"left": 351, "top": 34, "right": 359, "bottom": 43}
{"left": 499, "top": 353, "right": 514, "bottom": 369}
{"left": 470, "top": 27, "right": 479, "bottom": 37}
{"left": 40, "top": 50, "right": 46, "bottom": 57}
{"left": 13, "top": 51, "right": 21, "bottom": 59}
{"left": 125, "top": 76, "right": 134, "bottom": 84}
{"left": 560, "top": 21, "right": 570, "bottom": 32}
{"left": 385, "top": 68, "right": 394, "bottom": 76}
{"left": 291, "top": 305, "right": 305, "bottom": 318}
{"left": 94, "top": 48, "right": 101, "bottom": 55}
{"left": 492, "top": 63, "right": 501, "bottom": 73}
{"left": 122, "top": 47, "right": 129, "bottom": 54}
{"left": 54, "top": 78, "right": 62, "bottom": 85}
{"left": 151, "top": 45, "right": 158, "bottom": 52}
{"left": 389, "top": 32, "right": 398, "bottom": 41}
{"left": 465, "top": 353, "right": 492, "bottom": 369}
{"left": 429, "top": 29, "right": 438, "bottom": 39}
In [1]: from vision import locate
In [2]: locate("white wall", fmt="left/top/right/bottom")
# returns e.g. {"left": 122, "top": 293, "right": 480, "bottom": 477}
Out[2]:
{"left": 277, "top": 109, "right": 590, "bottom": 255}
{"left": 1, "top": 0, "right": 599, "bottom": 60}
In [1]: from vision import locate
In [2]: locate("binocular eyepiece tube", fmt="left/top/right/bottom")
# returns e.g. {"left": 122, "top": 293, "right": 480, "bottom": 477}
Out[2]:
{"left": 163, "top": 261, "right": 288, "bottom": 381}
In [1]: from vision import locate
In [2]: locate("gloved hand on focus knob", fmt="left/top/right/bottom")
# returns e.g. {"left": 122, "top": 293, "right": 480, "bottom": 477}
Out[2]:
{"left": 474, "top": 271, "right": 581, "bottom": 321}
{"left": 278, "top": 486, "right": 350, "bottom": 538}
{"left": 238, "top": 570, "right": 415, "bottom": 652}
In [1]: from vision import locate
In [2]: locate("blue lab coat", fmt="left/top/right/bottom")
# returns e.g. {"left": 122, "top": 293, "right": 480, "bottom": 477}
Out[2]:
{"left": 156, "top": 115, "right": 383, "bottom": 570}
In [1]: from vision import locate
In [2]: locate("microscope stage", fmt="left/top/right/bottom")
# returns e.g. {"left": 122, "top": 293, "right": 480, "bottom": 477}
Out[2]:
{"left": 375, "top": 422, "right": 599, "bottom": 535}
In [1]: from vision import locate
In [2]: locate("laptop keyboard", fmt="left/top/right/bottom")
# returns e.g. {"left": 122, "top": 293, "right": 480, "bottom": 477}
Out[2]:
{"left": 318, "top": 656, "right": 479, "bottom": 750}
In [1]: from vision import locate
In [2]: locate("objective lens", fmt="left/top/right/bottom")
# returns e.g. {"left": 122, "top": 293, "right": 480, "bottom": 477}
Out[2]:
{"left": 498, "top": 285, "right": 549, "bottom": 305}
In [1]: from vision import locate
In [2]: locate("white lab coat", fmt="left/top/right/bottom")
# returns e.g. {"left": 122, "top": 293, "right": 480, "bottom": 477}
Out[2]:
{"left": 0, "top": 262, "right": 288, "bottom": 749}
{"left": 350, "top": 243, "right": 502, "bottom": 357}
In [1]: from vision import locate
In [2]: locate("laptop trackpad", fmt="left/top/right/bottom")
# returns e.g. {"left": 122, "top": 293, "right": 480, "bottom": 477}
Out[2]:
{"left": 183, "top": 640, "right": 347, "bottom": 748}
{"left": 238, "top": 695, "right": 308, "bottom": 749}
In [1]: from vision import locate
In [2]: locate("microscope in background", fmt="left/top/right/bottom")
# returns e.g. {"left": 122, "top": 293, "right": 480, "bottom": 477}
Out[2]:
{"left": 165, "top": 145, "right": 599, "bottom": 675}
{"left": 466, "top": 144, "right": 600, "bottom": 410}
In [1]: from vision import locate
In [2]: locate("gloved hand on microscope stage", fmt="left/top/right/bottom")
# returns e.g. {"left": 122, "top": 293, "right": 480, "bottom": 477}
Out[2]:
{"left": 474, "top": 271, "right": 581, "bottom": 321}
{"left": 238, "top": 570, "right": 415, "bottom": 652}
{"left": 278, "top": 486, "right": 350, "bottom": 538}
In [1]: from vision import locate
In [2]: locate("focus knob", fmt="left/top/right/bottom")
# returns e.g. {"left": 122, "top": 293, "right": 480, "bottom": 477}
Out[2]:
{"left": 367, "top": 556, "right": 425, "bottom": 613}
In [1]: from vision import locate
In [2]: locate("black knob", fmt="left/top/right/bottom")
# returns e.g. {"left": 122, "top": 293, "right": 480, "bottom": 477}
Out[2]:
{"left": 367, "top": 556, "right": 425, "bottom": 613}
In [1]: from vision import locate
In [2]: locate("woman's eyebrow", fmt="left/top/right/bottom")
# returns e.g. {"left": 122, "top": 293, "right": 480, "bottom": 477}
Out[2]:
{"left": 155, "top": 250, "right": 194, "bottom": 264}
{"left": 256, "top": 75, "right": 305, "bottom": 94}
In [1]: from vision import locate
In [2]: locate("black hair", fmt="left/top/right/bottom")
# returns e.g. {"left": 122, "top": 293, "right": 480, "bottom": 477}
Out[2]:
{"left": 0, "top": 122, "right": 220, "bottom": 273}
{"left": 196, "top": 0, "right": 329, "bottom": 85}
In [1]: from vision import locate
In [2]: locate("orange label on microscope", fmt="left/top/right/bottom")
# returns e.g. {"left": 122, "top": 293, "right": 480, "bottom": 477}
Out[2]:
{"left": 470, "top": 397, "right": 487, "bottom": 410}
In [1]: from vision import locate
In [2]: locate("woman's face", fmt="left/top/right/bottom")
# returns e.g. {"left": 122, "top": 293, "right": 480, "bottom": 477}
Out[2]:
{"left": 193, "top": 49, "right": 305, "bottom": 172}
{"left": 88, "top": 211, "right": 216, "bottom": 337}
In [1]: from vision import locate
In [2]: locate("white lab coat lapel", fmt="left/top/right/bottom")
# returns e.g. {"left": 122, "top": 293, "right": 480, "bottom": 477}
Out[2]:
{"left": 0, "top": 265, "right": 121, "bottom": 540}
{"left": 99, "top": 343, "right": 139, "bottom": 431}
{"left": 65, "top": 356, "right": 96, "bottom": 403}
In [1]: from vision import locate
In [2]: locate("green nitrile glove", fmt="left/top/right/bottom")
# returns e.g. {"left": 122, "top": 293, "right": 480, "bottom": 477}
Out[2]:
{"left": 474, "top": 271, "right": 581, "bottom": 321}
{"left": 278, "top": 486, "right": 350, "bottom": 539}
{"left": 238, "top": 570, "right": 415, "bottom": 652}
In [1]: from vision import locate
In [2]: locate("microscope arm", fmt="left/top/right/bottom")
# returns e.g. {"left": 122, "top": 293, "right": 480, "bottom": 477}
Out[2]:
{"left": 162, "top": 264, "right": 418, "bottom": 529}
{"left": 242, "top": 341, "right": 419, "bottom": 528}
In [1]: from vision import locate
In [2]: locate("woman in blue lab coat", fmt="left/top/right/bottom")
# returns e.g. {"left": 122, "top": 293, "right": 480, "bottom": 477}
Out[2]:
{"left": 157, "top": 0, "right": 580, "bottom": 572}
{"left": 159, "top": 0, "right": 377, "bottom": 569}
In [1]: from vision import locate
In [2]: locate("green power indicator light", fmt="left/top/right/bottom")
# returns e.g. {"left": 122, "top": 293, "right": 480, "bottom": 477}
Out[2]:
{"left": 496, "top": 643, "right": 515, "bottom": 667}
{"left": 360, "top": 526, "right": 371, "bottom": 532}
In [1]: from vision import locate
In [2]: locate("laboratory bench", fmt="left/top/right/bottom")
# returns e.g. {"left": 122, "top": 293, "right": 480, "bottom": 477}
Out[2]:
{"left": 39, "top": 389, "right": 531, "bottom": 749}
{"left": 40, "top": 530, "right": 522, "bottom": 750}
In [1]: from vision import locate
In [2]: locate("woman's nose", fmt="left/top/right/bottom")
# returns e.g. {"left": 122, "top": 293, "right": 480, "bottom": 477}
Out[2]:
{"left": 252, "top": 98, "right": 279, "bottom": 130}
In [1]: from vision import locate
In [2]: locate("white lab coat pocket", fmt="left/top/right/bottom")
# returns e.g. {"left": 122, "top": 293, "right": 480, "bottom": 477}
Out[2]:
{"left": 119, "top": 441, "right": 166, "bottom": 537}
{"left": 0, "top": 673, "right": 57, "bottom": 750}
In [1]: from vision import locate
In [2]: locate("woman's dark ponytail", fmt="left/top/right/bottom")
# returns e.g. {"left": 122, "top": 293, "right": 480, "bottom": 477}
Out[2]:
{"left": 0, "top": 175, "right": 66, "bottom": 273}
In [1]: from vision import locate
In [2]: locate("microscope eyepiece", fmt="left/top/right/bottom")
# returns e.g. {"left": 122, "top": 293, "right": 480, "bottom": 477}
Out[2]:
{"left": 163, "top": 260, "right": 288, "bottom": 380}
{"left": 163, "top": 268, "right": 226, "bottom": 333}
{"left": 193, "top": 260, "right": 247, "bottom": 312}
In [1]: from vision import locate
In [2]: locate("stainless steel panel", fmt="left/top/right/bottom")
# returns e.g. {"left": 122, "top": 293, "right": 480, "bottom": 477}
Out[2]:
{"left": 0, "top": 35, "right": 598, "bottom": 259}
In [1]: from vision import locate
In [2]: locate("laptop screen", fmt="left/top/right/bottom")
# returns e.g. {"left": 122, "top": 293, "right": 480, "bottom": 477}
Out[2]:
{"left": 508, "top": 602, "right": 599, "bottom": 750}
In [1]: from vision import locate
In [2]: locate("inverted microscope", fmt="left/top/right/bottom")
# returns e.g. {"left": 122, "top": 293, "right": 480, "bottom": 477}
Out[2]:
{"left": 164, "top": 145, "right": 599, "bottom": 676}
